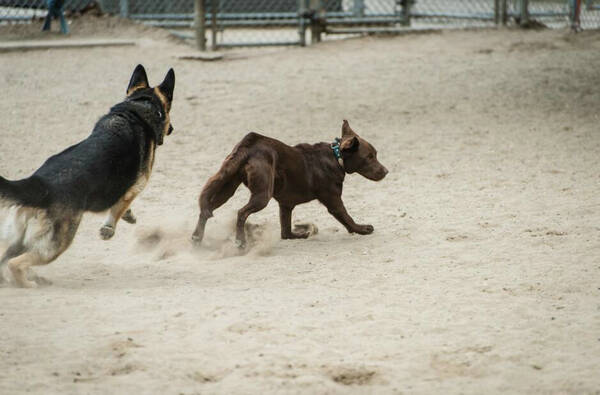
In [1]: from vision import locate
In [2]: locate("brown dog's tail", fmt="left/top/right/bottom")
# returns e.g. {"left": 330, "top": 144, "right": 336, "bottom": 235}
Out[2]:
{"left": 199, "top": 146, "right": 248, "bottom": 218}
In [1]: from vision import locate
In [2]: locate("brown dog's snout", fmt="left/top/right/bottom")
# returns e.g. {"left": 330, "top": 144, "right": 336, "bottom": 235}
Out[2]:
{"left": 374, "top": 165, "right": 388, "bottom": 181}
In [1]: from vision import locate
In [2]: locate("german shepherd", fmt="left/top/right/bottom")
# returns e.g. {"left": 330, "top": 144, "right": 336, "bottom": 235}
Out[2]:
{"left": 192, "top": 120, "right": 388, "bottom": 248}
{"left": 0, "top": 64, "right": 175, "bottom": 288}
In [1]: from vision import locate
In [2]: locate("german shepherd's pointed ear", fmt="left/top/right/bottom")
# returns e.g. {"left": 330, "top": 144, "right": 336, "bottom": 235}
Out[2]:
{"left": 127, "top": 64, "right": 149, "bottom": 96}
{"left": 158, "top": 68, "right": 175, "bottom": 106}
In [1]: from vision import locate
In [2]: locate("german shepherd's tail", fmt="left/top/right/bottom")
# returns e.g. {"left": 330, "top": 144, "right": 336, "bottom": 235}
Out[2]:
{"left": 0, "top": 175, "right": 50, "bottom": 209}
{"left": 0, "top": 175, "right": 17, "bottom": 208}
{"left": 199, "top": 144, "right": 248, "bottom": 218}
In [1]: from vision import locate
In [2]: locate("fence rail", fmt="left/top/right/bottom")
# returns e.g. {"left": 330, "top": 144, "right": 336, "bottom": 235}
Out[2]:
{"left": 1, "top": 0, "right": 599, "bottom": 47}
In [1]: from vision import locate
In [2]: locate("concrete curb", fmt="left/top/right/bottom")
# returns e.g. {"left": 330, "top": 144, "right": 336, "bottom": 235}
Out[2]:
{"left": 0, "top": 39, "right": 136, "bottom": 53}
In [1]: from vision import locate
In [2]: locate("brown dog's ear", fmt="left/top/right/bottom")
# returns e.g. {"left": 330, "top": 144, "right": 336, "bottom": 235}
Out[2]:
{"left": 341, "top": 136, "right": 359, "bottom": 153}
{"left": 342, "top": 119, "right": 355, "bottom": 137}
{"left": 127, "top": 64, "right": 149, "bottom": 95}
{"left": 158, "top": 68, "right": 175, "bottom": 104}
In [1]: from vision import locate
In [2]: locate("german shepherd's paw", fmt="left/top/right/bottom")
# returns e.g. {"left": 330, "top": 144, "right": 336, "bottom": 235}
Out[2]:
{"left": 122, "top": 209, "right": 137, "bottom": 224}
{"left": 19, "top": 279, "right": 38, "bottom": 288}
{"left": 12, "top": 273, "right": 38, "bottom": 288}
{"left": 0, "top": 266, "right": 10, "bottom": 285}
{"left": 29, "top": 273, "right": 52, "bottom": 287}
{"left": 100, "top": 225, "right": 115, "bottom": 240}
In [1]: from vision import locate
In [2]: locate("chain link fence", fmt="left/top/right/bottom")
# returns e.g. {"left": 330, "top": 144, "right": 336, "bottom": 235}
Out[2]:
{"left": 0, "top": 1, "right": 95, "bottom": 21}
{"left": 1, "top": 1, "right": 600, "bottom": 46}
{"left": 528, "top": 0, "right": 600, "bottom": 29}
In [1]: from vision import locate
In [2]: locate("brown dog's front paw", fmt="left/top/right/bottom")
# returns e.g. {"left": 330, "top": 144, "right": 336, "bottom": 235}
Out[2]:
{"left": 282, "top": 231, "right": 309, "bottom": 240}
{"left": 293, "top": 223, "right": 318, "bottom": 237}
{"left": 234, "top": 238, "right": 246, "bottom": 249}
{"left": 355, "top": 224, "right": 374, "bottom": 235}
{"left": 191, "top": 232, "right": 203, "bottom": 246}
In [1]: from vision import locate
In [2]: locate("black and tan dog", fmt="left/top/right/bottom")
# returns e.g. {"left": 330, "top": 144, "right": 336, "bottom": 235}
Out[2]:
{"left": 192, "top": 120, "right": 388, "bottom": 248}
{"left": 0, "top": 64, "right": 175, "bottom": 288}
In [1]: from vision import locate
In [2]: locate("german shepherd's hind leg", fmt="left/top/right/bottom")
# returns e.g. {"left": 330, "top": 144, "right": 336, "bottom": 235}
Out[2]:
{"left": 235, "top": 159, "right": 274, "bottom": 248}
{"left": 8, "top": 252, "right": 44, "bottom": 288}
{"left": 0, "top": 205, "right": 27, "bottom": 284}
{"left": 192, "top": 176, "right": 241, "bottom": 245}
{"left": 0, "top": 243, "right": 24, "bottom": 284}
{"left": 7, "top": 212, "right": 81, "bottom": 288}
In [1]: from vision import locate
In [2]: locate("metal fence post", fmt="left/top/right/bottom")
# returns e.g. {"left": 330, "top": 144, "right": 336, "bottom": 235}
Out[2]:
{"left": 520, "top": 0, "right": 529, "bottom": 25}
{"left": 570, "top": 0, "right": 582, "bottom": 31}
{"left": 298, "top": 0, "right": 306, "bottom": 47}
{"left": 211, "top": 0, "right": 218, "bottom": 50}
{"left": 401, "top": 0, "right": 411, "bottom": 26}
{"left": 354, "top": 0, "right": 365, "bottom": 17}
{"left": 119, "top": 0, "right": 129, "bottom": 18}
{"left": 309, "top": 0, "right": 324, "bottom": 44}
{"left": 494, "top": 0, "right": 500, "bottom": 24}
{"left": 194, "top": 0, "right": 206, "bottom": 51}
{"left": 501, "top": 0, "right": 508, "bottom": 25}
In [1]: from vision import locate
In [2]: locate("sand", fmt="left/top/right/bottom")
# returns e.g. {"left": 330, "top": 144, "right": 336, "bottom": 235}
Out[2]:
{"left": 1, "top": 23, "right": 599, "bottom": 394}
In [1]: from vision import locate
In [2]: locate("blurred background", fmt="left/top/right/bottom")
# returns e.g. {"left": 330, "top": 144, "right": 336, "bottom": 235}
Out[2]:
{"left": 1, "top": 0, "right": 599, "bottom": 48}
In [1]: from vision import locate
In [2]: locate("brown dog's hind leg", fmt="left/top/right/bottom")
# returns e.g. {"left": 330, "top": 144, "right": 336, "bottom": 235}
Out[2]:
{"left": 236, "top": 192, "right": 270, "bottom": 247}
{"left": 192, "top": 177, "right": 241, "bottom": 245}
{"left": 235, "top": 160, "right": 273, "bottom": 248}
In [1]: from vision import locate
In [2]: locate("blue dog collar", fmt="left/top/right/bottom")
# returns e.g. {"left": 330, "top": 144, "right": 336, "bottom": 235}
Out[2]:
{"left": 330, "top": 137, "right": 345, "bottom": 169}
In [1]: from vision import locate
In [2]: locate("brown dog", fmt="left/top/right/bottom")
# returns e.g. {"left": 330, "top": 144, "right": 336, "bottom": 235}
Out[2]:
{"left": 192, "top": 120, "right": 388, "bottom": 247}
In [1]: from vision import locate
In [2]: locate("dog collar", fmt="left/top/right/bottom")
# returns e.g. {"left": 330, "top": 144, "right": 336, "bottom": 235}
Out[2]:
{"left": 330, "top": 137, "right": 345, "bottom": 169}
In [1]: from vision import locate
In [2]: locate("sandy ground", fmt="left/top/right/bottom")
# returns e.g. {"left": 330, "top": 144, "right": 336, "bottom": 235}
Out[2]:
{"left": 1, "top": 23, "right": 599, "bottom": 394}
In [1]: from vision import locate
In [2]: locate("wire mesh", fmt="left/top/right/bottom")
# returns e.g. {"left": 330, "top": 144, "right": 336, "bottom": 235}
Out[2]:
{"left": 527, "top": 0, "right": 571, "bottom": 28}
{"left": 579, "top": 0, "right": 600, "bottom": 28}
{"left": 411, "top": 0, "right": 496, "bottom": 27}
{"left": 526, "top": 0, "right": 600, "bottom": 29}
{"left": 207, "top": 0, "right": 303, "bottom": 47}
{"left": 99, "top": 0, "right": 194, "bottom": 15}
{"left": 1, "top": 0, "right": 600, "bottom": 45}
{"left": 0, "top": 0, "right": 95, "bottom": 24}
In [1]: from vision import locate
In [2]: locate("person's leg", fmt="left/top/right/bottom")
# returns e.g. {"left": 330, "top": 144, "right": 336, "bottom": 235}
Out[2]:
{"left": 56, "top": 0, "right": 69, "bottom": 34}
{"left": 42, "top": 0, "right": 53, "bottom": 31}
{"left": 58, "top": 12, "right": 69, "bottom": 34}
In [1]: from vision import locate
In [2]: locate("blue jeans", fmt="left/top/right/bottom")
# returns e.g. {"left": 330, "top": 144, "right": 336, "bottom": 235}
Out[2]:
{"left": 42, "top": 0, "right": 69, "bottom": 34}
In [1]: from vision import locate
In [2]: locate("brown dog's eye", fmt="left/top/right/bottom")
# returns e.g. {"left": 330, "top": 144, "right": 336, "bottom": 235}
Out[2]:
{"left": 368, "top": 153, "right": 374, "bottom": 159}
